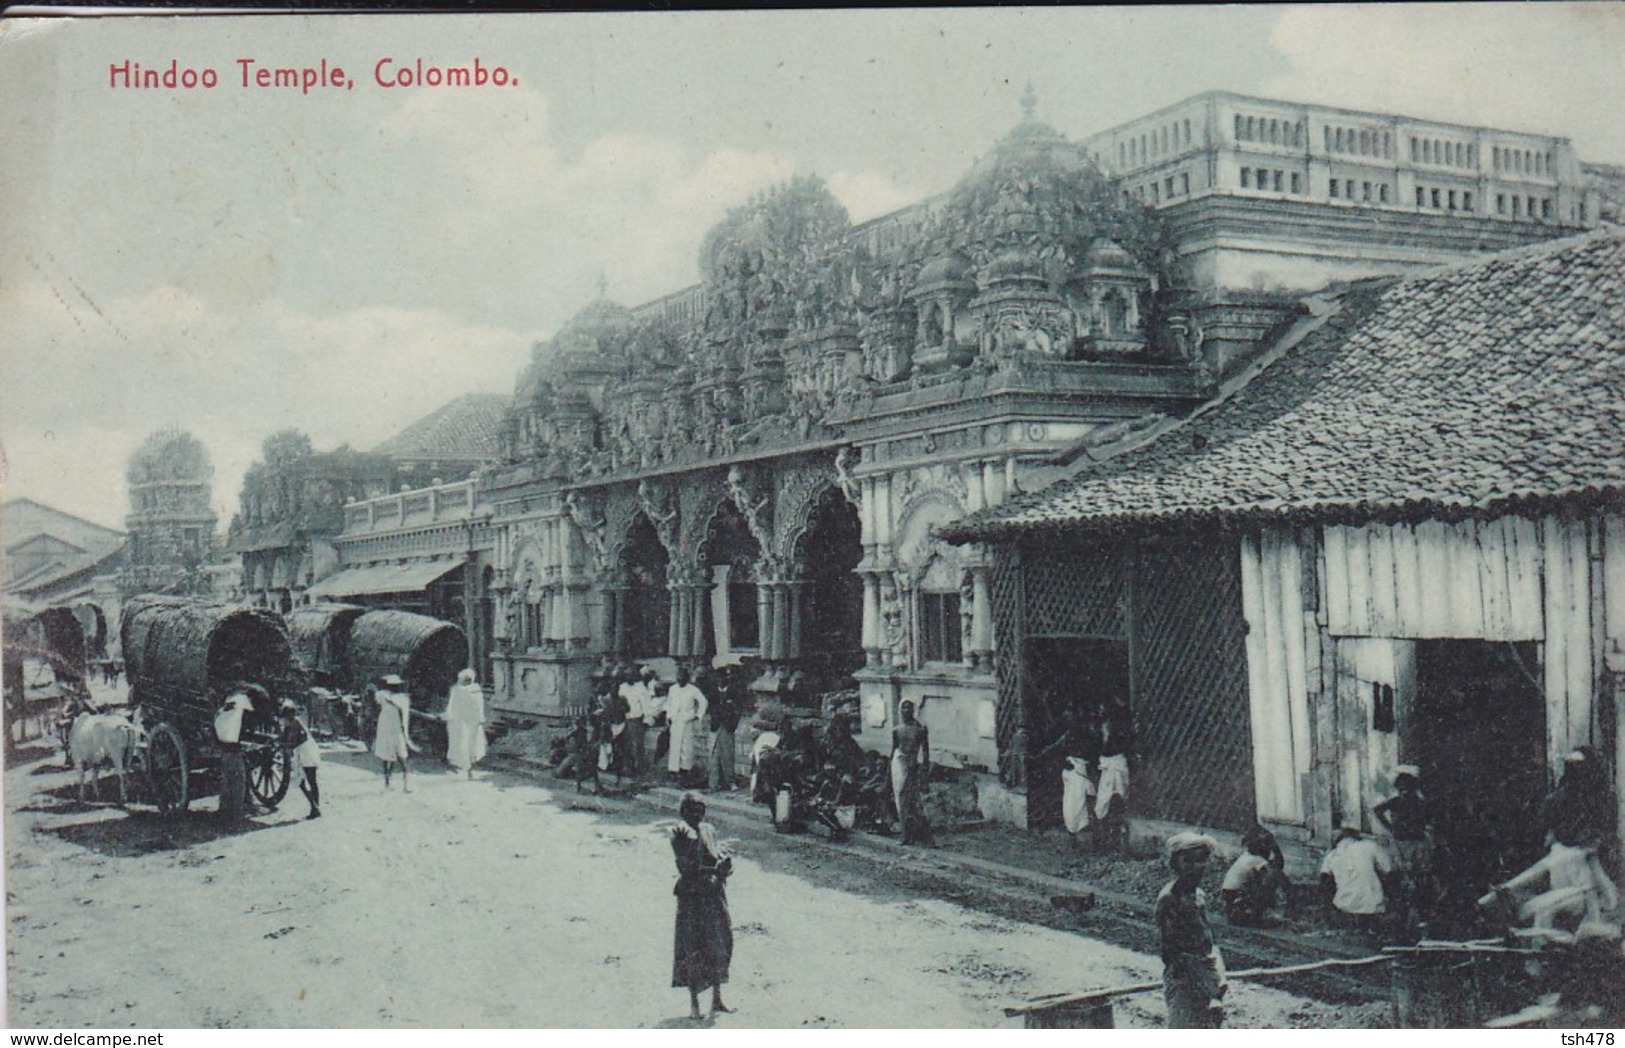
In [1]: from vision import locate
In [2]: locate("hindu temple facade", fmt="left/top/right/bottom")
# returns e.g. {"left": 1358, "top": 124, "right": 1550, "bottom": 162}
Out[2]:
{"left": 473, "top": 105, "right": 1251, "bottom": 774}
{"left": 326, "top": 92, "right": 1604, "bottom": 789}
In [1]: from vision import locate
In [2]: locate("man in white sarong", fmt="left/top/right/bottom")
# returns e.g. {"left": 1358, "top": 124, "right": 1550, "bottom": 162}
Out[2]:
{"left": 444, "top": 668, "right": 487, "bottom": 779}
{"left": 666, "top": 666, "right": 708, "bottom": 783}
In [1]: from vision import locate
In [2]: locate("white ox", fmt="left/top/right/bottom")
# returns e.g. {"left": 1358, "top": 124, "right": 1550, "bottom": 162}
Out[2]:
{"left": 68, "top": 710, "right": 139, "bottom": 804}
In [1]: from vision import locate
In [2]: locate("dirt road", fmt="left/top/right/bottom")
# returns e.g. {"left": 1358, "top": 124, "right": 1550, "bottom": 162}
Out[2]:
{"left": 5, "top": 743, "right": 1385, "bottom": 1028}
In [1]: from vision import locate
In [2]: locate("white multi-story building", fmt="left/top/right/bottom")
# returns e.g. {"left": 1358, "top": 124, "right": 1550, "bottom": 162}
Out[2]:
{"left": 1083, "top": 91, "right": 1599, "bottom": 291}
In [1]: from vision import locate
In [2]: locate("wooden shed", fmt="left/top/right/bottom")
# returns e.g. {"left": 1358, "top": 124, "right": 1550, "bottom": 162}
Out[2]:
{"left": 945, "top": 231, "right": 1625, "bottom": 880}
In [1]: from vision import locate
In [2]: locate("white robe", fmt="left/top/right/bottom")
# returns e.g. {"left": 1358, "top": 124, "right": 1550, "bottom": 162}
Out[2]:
{"left": 666, "top": 683, "right": 708, "bottom": 773}
{"left": 444, "top": 682, "right": 487, "bottom": 771}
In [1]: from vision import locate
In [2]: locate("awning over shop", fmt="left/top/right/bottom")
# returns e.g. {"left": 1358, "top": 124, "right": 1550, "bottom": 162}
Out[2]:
{"left": 305, "top": 560, "right": 463, "bottom": 599}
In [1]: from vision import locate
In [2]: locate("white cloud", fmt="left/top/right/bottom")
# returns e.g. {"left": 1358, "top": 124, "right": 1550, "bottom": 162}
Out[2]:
{"left": 1, "top": 277, "right": 536, "bottom": 530}
{"left": 1265, "top": 5, "right": 1625, "bottom": 162}
{"left": 827, "top": 168, "right": 929, "bottom": 225}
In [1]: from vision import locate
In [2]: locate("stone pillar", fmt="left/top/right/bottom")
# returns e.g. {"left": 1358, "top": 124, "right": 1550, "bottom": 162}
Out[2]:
{"left": 757, "top": 579, "right": 775, "bottom": 657}
{"left": 668, "top": 585, "right": 682, "bottom": 656}
{"left": 558, "top": 517, "right": 576, "bottom": 645}
{"left": 688, "top": 583, "right": 709, "bottom": 659}
{"left": 771, "top": 584, "right": 790, "bottom": 662}
{"left": 859, "top": 477, "right": 876, "bottom": 547}
{"left": 601, "top": 584, "right": 627, "bottom": 657}
{"left": 971, "top": 566, "right": 994, "bottom": 670}
{"left": 862, "top": 572, "right": 881, "bottom": 667}
{"left": 983, "top": 459, "right": 1006, "bottom": 506}
{"left": 786, "top": 580, "right": 805, "bottom": 660}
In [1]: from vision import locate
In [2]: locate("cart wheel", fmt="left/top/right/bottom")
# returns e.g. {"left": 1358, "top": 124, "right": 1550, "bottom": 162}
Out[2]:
{"left": 248, "top": 745, "right": 293, "bottom": 810}
{"left": 145, "top": 722, "right": 189, "bottom": 815}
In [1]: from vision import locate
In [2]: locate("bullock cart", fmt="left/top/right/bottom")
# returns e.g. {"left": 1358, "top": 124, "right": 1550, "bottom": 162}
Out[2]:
{"left": 284, "top": 603, "right": 369, "bottom": 740}
{"left": 119, "top": 595, "right": 303, "bottom": 814}
{"left": 343, "top": 610, "right": 467, "bottom": 751}
{"left": 4, "top": 603, "right": 93, "bottom": 749}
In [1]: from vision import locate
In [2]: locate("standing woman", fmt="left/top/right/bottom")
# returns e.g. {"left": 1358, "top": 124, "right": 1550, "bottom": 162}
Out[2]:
{"left": 891, "top": 700, "right": 933, "bottom": 845}
{"left": 671, "top": 792, "right": 734, "bottom": 1020}
{"left": 373, "top": 674, "right": 414, "bottom": 792}
{"left": 444, "top": 668, "right": 487, "bottom": 780}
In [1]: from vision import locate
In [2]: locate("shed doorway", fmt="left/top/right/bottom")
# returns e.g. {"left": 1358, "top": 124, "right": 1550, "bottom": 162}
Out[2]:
{"left": 1411, "top": 640, "right": 1547, "bottom": 898}
{"left": 1023, "top": 637, "right": 1129, "bottom": 830}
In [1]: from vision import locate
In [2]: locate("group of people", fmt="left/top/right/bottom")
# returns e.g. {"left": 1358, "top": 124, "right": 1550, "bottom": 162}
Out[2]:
{"left": 1162, "top": 747, "right": 1620, "bottom": 1028}
{"left": 1045, "top": 692, "right": 1136, "bottom": 854}
{"left": 556, "top": 662, "right": 751, "bottom": 793}
{"left": 213, "top": 667, "right": 489, "bottom": 822}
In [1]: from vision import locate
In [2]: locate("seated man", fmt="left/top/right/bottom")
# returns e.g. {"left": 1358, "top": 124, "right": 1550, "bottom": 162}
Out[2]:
{"left": 1319, "top": 827, "right": 1394, "bottom": 940}
{"left": 1222, "top": 825, "right": 1288, "bottom": 926}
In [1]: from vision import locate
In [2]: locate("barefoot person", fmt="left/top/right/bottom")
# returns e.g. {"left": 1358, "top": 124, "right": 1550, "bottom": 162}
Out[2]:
{"left": 1158, "top": 832, "right": 1227, "bottom": 1028}
{"left": 890, "top": 701, "right": 933, "bottom": 845}
{"left": 279, "top": 701, "right": 322, "bottom": 819}
{"left": 444, "top": 668, "right": 487, "bottom": 780}
{"left": 671, "top": 792, "right": 734, "bottom": 1020}
{"left": 372, "top": 674, "right": 414, "bottom": 792}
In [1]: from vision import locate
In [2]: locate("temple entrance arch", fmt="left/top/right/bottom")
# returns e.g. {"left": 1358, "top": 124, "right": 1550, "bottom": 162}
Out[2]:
{"left": 700, "top": 498, "right": 763, "bottom": 662}
{"left": 793, "top": 485, "right": 863, "bottom": 693}
{"left": 621, "top": 513, "right": 670, "bottom": 660}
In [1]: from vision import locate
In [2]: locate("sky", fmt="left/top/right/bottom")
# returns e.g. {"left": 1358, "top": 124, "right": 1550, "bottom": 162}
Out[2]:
{"left": 2, "top": 5, "right": 1623, "bottom": 533}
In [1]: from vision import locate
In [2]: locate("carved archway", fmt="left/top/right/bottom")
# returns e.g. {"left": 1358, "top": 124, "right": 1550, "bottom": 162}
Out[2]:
{"left": 620, "top": 512, "right": 670, "bottom": 660}
{"left": 792, "top": 484, "right": 863, "bottom": 691}
{"left": 701, "top": 498, "right": 765, "bottom": 659}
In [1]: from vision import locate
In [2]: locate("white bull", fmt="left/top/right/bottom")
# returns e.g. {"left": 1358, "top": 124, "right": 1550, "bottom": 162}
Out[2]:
{"left": 68, "top": 710, "right": 139, "bottom": 804}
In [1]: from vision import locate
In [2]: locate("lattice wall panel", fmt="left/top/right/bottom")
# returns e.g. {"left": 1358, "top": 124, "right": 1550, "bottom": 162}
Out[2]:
{"left": 1132, "top": 535, "right": 1255, "bottom": 830}
{"left": 1022, "top": 543, "right": 1128, "bottom": 638}
{"left": 991, "top": 547, "right": 1023, "bottom": 787}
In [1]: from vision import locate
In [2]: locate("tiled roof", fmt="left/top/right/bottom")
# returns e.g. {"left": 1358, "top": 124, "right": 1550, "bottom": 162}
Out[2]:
{"left": 371, "top": 394, "right": 508, "bottom": 464}
{"left": 943, "top": 229, "right": 1625, "bottom": 542}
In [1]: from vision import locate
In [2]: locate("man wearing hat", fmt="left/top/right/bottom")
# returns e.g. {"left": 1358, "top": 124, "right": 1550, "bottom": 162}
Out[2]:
{"left": 372, "top": 674, "right": 414, "bottom": 791}
{"left": 1157, "top": 832, "right": 1226, "bottom": 1028}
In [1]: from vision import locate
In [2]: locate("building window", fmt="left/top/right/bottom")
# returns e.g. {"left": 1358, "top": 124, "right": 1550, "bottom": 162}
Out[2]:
{"left": 1290, "top": 172, "right": 1302, "bottom": 194}
{"left": 1329, "top": 176, "right": 1338, "bottom": 197}
{"left": 1235, "top": 114, "right": 1244, "bottom": 141}
{"left": 1165, "top": 176, "right": 1175, "bottom": 197}
{"left": 1362, "top": 181, "right": 1372, "bottom": 201}
{"left": 920, "top": 591, "right": 962, "bottom": 664}
{"left": 1431, "top": 188, "right": 1442, "bottom": 208}
{"left": 1410, "top": 137, "right": 1419, "bottom": 161}
{"left": 1245, "top": 116, "right": 1255, "bottom": 140}
{"left": 1181, "top": 172, "right": 1190, "bottom": 195}
{"left": 1417, "top": 186, "right": 1426, "bottom": 207}
{"left": 1498, "top": 193, "right": 1507, "bottom": 214}
{"left": 1528, "top": 195, "right": 1538, "bottom": 218}
{"left": 1183, "top": 119, "right": 1192, "bottom": 146}
{"left": 1512, "top": 196, "right": 1521, "bottom": 218}
{"left": 523, "top": 600, "right": 542, "bottom": 649}
{"left": 1379, "top": 184, "right": 1389, "bottom": 203}
{"left": 1463, "top": 191, "right": 1473, "bottom": 212}
{"left": 1542, "top": 198, "right": 1552, "bottom": 219}
{"left": 1241, "top": 168, "right": 1252, "bottom": 189}
{"left": 1384, "top": 131, "right": 1393, "bottom": 158}
{"left": 1327, "top": 127, "right": 1335, "bottom": 152}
